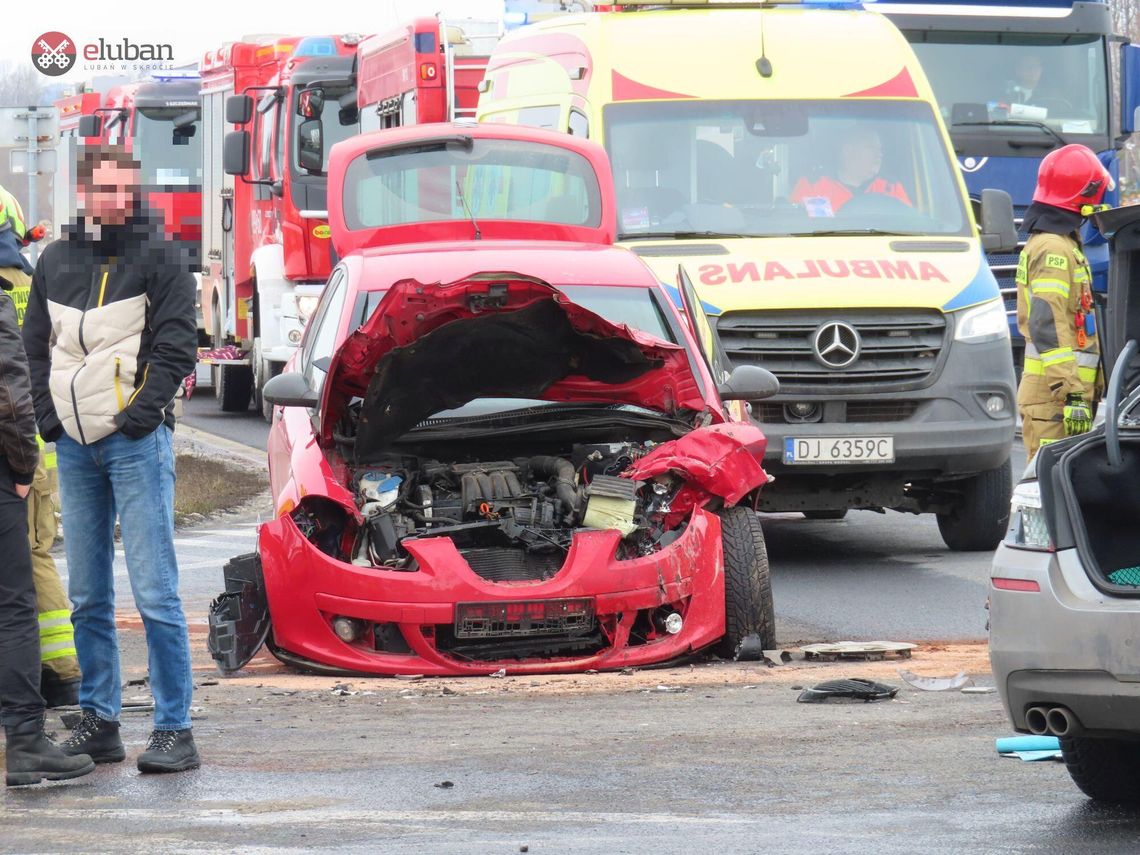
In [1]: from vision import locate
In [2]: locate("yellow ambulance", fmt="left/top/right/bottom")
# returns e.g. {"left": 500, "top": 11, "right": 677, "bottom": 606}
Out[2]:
{"left": 478, "top": 0, "right": 1020, "bottom": 551}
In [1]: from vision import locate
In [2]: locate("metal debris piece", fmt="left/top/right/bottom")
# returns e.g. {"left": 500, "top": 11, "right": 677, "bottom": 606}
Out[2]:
{"left": 763, "top": 649, "right": 792, "bottom": 667}
{"left": 797, "top": 678, "right": 899, "bottom": 704}
{"left": 434, "top": 780, "right": 455, "bottom": 789}
{"left": 395, "top": 674, "right": 424, "bottom": 681}
{"left": 619, "top": 667, "right": 636, "bottom": 676}
{"left": 489, "top": 668, "right": 507, "bottom": 678}
{"left": 331, "top": 683, "right": 357, "bottom": 696}
{"left": 800, "top": 641, "right": 917, "bottom": 662}
{"left": 897, "top": 670, "right": 972, "bottom": 692}
{"left": 648, "top": 684, "right": 687, "bottom": 694}
{"left": 961, "top": 686, "right": 998, "bottom": 695}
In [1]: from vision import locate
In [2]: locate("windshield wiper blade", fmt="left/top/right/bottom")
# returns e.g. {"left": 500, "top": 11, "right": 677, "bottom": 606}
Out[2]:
{"left": 619, "top": 230, "right": 748, "bottom": 241}
{"left": 791, "top": 229, "right": 920, "bottom": 237}
{"left": 952, "top": 119, "right": 1066, "bottom": 149}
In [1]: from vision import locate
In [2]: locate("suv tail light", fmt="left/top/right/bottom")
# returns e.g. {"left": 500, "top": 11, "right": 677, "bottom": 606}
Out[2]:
{"left": 1005, "top": 481, "right": 1052, "bottom": 551}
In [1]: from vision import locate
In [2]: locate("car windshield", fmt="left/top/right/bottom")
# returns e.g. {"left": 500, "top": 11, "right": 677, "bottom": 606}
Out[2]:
{"left": 342, "top": 138, "right": 603, "bottom": 229}
{"left": 603, "top": 99, "right": 969, "bottom": 239}
{"left": 133, "top": 110, "right": 202, "bottom": 187}
{"left": 907, "top": 35, "right": 1108, "bottom": 142}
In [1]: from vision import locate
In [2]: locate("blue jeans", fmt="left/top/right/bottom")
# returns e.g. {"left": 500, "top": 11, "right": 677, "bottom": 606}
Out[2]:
{"left": 56, "top": 426, "right": 193, "bottom": 730}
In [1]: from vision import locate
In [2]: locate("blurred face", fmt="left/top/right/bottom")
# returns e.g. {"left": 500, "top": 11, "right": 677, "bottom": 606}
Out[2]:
{"left": 839, "top": 132, "right": 883, "bottom": 185}
{"left": 1016, "top": 57, "right": 1042, "bottom": 90}
{"left": 78, "top": 161, "right": 139, "bottom": 226}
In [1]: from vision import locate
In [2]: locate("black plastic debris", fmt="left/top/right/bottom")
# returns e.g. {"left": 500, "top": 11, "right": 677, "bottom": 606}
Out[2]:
{"left": 796, "top": 678, "right": 899, "bottom": 704}
{"left": 733, "top": 633, "right": 765, "bottom": 662}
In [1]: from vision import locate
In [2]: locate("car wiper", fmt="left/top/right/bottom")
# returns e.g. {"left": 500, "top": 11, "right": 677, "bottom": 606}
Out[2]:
{"left": 952, "top": 119, "right": 1066, "bottom": 149}
{"left": 790, "top": 229, "right": 921, "bottom": 237}
{"left": 619, "top": 230, "right": 748, "bottom": 241}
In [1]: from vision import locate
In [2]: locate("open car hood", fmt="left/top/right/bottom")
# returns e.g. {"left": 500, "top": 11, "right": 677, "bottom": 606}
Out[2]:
{"left": 320, "top": 275, "right": 710, "bottom": 463}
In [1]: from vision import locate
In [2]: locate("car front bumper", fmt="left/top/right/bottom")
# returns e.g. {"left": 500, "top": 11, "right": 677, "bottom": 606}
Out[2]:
{"left": 990, "top": 544, "right": 1140, "bottom": 737}
{"left": 211, "top": 508, "right": 727, "bottom": 676}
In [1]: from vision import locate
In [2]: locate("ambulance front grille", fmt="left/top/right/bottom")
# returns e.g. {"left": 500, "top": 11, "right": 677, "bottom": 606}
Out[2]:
{"left": 717, "top": 309, "right": 948, "bottom": 392}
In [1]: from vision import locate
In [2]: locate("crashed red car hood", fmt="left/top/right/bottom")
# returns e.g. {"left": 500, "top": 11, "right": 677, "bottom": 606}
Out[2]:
{"left": 320, "top": 275, "right": 711, "bottom": 462}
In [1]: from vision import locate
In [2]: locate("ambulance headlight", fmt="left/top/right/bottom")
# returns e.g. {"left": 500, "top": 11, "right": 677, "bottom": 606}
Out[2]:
{"left": 954, "top": 299, "right": 1010, "bottom": 344}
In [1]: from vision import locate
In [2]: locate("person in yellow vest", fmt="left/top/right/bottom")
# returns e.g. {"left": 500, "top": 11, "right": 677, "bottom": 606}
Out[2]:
{"left": 1016, "top": 145, "right": 1111, "bottom": 461}
{"left": 0, "top": 184, "right": 80, "bottom": 708}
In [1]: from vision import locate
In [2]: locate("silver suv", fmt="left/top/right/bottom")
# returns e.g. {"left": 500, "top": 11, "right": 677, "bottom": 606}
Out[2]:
{"left": 990, "top": 205, "right": 1140, "bottom": 803}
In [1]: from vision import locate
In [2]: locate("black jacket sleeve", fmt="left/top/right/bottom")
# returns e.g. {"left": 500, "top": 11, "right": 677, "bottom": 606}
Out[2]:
{"left": 113, "top": 248, "right": 197, "bottom": 439}
{"left": 21, "top": 249, "right": 62, "bottom": 442}
{"left": 0, "top": 292, "right": 40, "bottom": 483}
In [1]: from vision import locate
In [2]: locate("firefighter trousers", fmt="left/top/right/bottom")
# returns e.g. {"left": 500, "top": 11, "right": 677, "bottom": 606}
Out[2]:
{"left": 1018, "top": 374, "right": 1097, "bottom": 461}
{"left": 27, "top": 457, "right": 79, "bottom": 680}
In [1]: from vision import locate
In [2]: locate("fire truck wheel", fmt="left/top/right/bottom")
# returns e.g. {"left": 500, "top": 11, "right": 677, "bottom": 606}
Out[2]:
{"left": 715, "top": 506, "right": 776, "bottom": 657}
{"left": 217, "top": 364, "right": 253, "bottom": 413}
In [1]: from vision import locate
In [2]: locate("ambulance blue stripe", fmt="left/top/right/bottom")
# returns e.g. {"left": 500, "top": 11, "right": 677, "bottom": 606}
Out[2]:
{"left": 941, "top": 252, "right": 1001, "bottom": 312}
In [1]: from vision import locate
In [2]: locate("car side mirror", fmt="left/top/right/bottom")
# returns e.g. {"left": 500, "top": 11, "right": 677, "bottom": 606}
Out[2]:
{"left": 223, "top": 130, "right": 250, "bottom": 177}
{"left": 226, "top": 94, "right": 254, "bottom": 125}
{"left": 77, "top": 114, "right": 102, "bottom": 138}
{"left": 262, "top": 372, "right": 319, "bottom": 408}
{"left": 298, "top": 118, "right": 324, "bottom": 174}
{"left": 717, "top": 364, "right": 780, "bottom": 402}
{"left": 978, "top": 188, "right": 1018, "bottom": 255}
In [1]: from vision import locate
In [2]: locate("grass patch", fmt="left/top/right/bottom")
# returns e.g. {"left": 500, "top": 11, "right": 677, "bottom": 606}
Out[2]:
{"left": 175, "top": 454, "right": 267, "bottom": 524}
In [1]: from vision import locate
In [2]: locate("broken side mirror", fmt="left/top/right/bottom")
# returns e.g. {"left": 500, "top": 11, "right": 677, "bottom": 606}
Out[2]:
{"left": 298, "top": 118, "right": 324, "bottom": 174}
{"left": 978, "top": 188, "right": 1018, "bottom": 255}
{"left": 717, "top": 364, "right": 780, "bottom": 402}
{"left": 298, "top": 87, "right": 325, "bottom": 119}
{"left": 77, "top": 114, "right": 102, "bottom": 138}
{"left": 262, "top": 372, "right": 319, "bottom": 408}
{"left": 223, "top": 130, "right": 250, "bottom": 177}
{"left": 226, "top": 94, "right": 254, "bottom": 125}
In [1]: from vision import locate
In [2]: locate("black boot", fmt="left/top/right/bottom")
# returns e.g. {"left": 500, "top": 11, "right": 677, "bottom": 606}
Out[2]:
{"left": 60, "top": 710, "right": 125, "bottom": 764}
{"left": 40, "top": 669, "right": 81, "bottom": 708}
{"left": 137, "top": 728, "right": 200, "bottom": 774}
{"left": 5, "top": 716, "right": 95, "bottom": 786}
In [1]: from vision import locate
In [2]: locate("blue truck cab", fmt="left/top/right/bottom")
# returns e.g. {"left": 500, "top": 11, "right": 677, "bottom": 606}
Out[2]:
{"left": 879, "top": 0, "right": 1140, "bottom": 366}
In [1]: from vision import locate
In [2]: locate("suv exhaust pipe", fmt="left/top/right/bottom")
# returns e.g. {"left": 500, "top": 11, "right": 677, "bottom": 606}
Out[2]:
{"left": 1025, "top": 706, "right": 1050, "bottom": 735}
{"left": 1045, "top": 707, "right": 1080, "bottom": 738}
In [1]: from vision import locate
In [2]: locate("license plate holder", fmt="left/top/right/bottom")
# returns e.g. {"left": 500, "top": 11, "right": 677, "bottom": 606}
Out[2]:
{"left": 783, "top": 436, "right": 895, "bottom": 465}
{"left": 455, "top": 598, "right": 595, "bottom": 639}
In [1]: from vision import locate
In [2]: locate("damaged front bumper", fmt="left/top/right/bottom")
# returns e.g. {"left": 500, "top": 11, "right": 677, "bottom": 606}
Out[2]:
{"left": 208, "top": 508, "right": 727, "bottom": 676}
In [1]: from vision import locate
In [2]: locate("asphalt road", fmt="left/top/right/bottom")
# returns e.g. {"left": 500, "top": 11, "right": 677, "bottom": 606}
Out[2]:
{"left": 181, "top": 391, "right": 1023, "bottom": 645}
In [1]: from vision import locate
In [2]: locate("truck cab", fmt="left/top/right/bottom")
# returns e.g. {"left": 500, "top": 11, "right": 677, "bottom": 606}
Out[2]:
{"left": 479, "top": 0, "right": 1019, "bottom": 550}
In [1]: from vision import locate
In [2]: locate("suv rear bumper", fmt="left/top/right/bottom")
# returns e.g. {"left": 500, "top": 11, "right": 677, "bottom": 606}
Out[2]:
{"left": 1003, "top": 670, "right": 1140, "bottom": 738}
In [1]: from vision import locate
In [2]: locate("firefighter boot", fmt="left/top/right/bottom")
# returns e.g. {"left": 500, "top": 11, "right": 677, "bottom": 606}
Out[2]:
{"left": 5, "top": 716, "right": 95, "bottom": 786}
{"left": 60, "top": 710, "right": 126, "bottom": 764}
{"left": 40, "top": 669, "right": 80, "bottom": 708}
{"left": 137, "top": 728, "right": 200, "bottom": 774}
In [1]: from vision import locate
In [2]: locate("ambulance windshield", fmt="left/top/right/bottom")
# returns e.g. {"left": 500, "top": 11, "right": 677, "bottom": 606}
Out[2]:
{"left": 604, "top": 100, "right": 969, "bottom": 240}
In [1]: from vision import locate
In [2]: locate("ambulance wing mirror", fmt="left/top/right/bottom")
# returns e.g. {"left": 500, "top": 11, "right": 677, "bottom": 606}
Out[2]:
{"left": 77, "top": 114, "right": 102, "bottom": 138}
{"left": 223, "top": 130, "right": 250, "bottom": 177}
{"left": 226, "top": 94, "right": 254, "bottom": 126}
{"left": 298, "top": 119, "right": 324, "bottom": 175}
{"left": 978, "top": 189, "right": 1017, "bottom": 254}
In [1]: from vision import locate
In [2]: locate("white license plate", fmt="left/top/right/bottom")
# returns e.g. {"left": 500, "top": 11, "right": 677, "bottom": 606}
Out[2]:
{"left": 783, "top": 436, "right": 894, "bottom": 465}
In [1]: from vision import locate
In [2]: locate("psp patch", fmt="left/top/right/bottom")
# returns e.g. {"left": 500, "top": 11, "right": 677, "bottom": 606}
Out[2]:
{"left": 1045, "top": 253, "right": 1068, "bottom": 270}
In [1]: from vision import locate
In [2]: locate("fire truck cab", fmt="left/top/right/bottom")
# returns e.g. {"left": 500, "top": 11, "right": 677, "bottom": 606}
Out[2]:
{"left": 200, "top": 35, "right": 361, "bottom": 417}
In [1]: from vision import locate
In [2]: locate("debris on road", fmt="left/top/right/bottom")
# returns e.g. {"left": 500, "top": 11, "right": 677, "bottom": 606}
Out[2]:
{"left": 733, "top": 634, "right": 765, "bottom": 661}
{"left": 960, "top": 686, "right": 997, "bottom": 695}
{"left": 763, "top": 649, "right": 793, "bottom": 667}
{"left": 801, "top": 641, "right": 916, "bottom": 662}
{"left": 995, "top": 735, "right": 1063, "bottom": 762}
{"left": 897, "top": 670, "right": 973, "bottom": 692}
{"left": 490, "top": 669, "right": 508, "bottom": 678}
{"left": 331, "top": 683, "right": 358, "bottom": 696}
{"left": 395, "top": 674, "right": 424, "bottom": 682}
{"left": 434, "top": 780, "right": 455, "bottom": 789}
{"left": 797, "top": 678, "right": 899, "bottom": 704}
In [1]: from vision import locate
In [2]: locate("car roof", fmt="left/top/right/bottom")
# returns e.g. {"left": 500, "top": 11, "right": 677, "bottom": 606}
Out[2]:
{"left": 343, "top": 241, "right": 666, "bottom": 292}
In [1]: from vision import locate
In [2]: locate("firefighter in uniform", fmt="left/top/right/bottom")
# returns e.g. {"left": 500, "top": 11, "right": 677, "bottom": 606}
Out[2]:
{"left": 0, "top": 185, "right": 80, "bottom": 707}
{"left": 1016, "top": 145, "right": 1112, "bottom": 461}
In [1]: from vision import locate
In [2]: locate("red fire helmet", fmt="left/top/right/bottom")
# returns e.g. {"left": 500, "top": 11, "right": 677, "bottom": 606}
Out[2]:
{"left": 1032, "top": 144, "right": 1115, "bottom": 212}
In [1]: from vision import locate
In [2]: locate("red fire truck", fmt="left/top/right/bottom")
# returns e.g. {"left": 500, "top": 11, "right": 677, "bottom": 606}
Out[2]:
{"left": 356, "top": 17, "right": 500, "bottom": 131}
{"left": 74, "top": 75, "right": 205, "bottom": 337}
{"left": 200, "top": 35, "right": 361, "bottom": 417}
{"left": 53, "top": 92, "right": 102, "bottom": 235}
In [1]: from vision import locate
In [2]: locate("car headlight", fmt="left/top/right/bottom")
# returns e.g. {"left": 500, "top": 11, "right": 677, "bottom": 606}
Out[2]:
{"left": 1005, "top": 481, "right": 1052, "bottom": 551}
{"left": 296, "top": 295, "right": 321, "bottom": 325}
{"left": 954, "top": 299, "right": 1009, "bottom": 344}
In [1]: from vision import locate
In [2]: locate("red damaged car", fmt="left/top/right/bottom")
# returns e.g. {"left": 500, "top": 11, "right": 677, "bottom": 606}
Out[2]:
{"left": 207, "top": 123, "right": 780, "bottom": 676}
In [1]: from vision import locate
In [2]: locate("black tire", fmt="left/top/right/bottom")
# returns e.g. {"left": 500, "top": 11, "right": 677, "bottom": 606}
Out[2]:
{"left": 715, "top": 506, "right": 776, "bottom": 657}
{"left": 802, "top": 510, "right": 848, "bottom": 521}
{"left": 936, "top": 458, "right": 1013, "bottom": 552}
{"left": 1061, "top": 737, "right": 1140, "bottom": 803}
{"left": 217, "top": 363, "right": 253, "bottom": 413}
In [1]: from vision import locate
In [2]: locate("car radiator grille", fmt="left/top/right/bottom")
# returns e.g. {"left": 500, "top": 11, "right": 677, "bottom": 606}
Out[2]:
{"left": 460, "top": 548, "right": 563, "bottom": 583}
{"left": 717, "top": 309, "right": 947, "bottom": 391}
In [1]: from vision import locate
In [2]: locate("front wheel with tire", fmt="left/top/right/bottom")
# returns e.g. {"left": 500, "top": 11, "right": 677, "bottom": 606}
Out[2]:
{"left": 936, "top": 458, "right": 1012, "bottom": 552}
{"left": 715, "top": 506, "right": 776, "bottom": 657}
{"left": 1061, "top": 736, "right": 1140, "bottom": 803}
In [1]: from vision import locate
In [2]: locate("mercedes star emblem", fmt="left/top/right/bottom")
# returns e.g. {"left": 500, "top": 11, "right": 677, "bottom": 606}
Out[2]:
{"left": 812, "top": 321, "right": 861, "bottom": 369}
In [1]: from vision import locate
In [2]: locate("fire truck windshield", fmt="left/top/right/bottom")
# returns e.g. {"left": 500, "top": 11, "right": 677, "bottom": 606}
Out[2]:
{"left": 909, "top": 35, "right": 1108, "bottom": 141}
{"left": 293, "top": 85, "right": 356, "bottom": 173}
{"left": 603, "top": 99, "right": 969, "bottom": 240}
{"left": 343, "top": 138, "right": 602, "bottom": 229}
{"left": 134, "top": 111, "right": 203, "bottom": 188}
